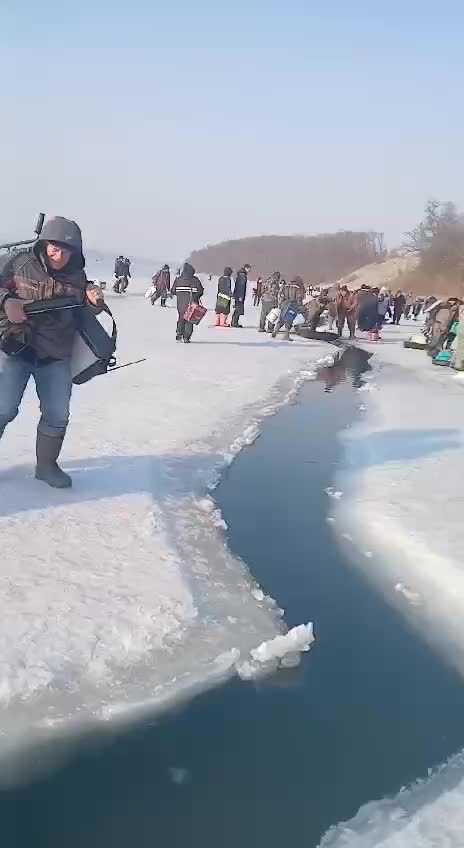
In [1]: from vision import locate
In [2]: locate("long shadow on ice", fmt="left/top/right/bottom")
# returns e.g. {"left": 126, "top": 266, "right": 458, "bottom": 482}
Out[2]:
{"left": 191, "top": 340, "right": 310, "bottom": 348}
{"left": 345, "top": 427, "right": 463, "bottom": 469}
{"left": 0, "top": 453, "right": 223, "bottom": 518}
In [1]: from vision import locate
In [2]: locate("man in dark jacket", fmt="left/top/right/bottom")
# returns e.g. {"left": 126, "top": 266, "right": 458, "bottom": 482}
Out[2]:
{"left": 393, "top": 291, "right": 406, "bottom": 325}
{"left": 358, "top": 288, "right": 380, "bottom": 332}
{"left": 121, "top": 257, "right": 131, "bottom": 293}
{"left": 150, "top": 264, "right": 171, "bottom": 306}
{"left": 231, "top": 264, "right": 251, "bottom": 328}
{"left": 113, "top": 256, "right": 125, "bottom": 293}
{"left": 259, "top": 271, "right": 281, "bottom": 332}
{"left": 0, "top": 216, "right": 104, "bottom": 488}
{"left": 170, "top": 262, "right": 204, "bottom": 342}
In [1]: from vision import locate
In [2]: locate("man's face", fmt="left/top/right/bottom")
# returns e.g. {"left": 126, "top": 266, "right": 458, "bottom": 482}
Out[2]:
{"left": 46, "top": 241, "right": 71, "bottom": 271}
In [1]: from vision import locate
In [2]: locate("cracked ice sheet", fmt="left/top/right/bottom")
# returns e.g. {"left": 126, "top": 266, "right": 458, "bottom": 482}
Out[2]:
{"left": 0, "top": 278, "right": 329, "bottom": 735}
{"left": 322, "top": 324, "right": 464, "bottom": 848}
{"left": 334, "top": 324, "right": 464, "bottom": 671}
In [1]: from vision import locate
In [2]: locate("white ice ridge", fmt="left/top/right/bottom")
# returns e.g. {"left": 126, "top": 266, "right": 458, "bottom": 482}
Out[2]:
{"left": 237, "top": 623, "right": 315, "bottom": 679}
{"left": 319, "top": 752, "right": 464, "bottom": 848}
{"left": 251, "top": 622, "right": 315, "bottom": 662}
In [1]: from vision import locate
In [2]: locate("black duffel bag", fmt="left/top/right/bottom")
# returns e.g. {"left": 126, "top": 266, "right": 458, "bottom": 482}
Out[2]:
{"left": 71, "top": 303, "right": 117, "bottom": 384}
{"left": 2, "top": 296, "right": 117, "bottom": 383}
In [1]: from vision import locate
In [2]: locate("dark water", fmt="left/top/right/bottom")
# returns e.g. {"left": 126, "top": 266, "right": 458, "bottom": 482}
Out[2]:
{"left": 4, "top": 349, "right": 464, "bottom": 847}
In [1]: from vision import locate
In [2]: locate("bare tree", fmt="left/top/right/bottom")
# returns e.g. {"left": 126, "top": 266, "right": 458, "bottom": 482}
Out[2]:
{"left": 367, "top": 231, "right": 386, "bottom": 260}
{"left": 401, "top": 199, "right": 464, "bottom": 296}
{"left": 402, "top": 199, "right": 444, "bottom": 255}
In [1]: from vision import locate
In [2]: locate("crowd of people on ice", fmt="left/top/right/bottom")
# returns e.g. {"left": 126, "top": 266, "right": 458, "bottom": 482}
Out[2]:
{"left": 144, "top": 261, "right": 440, "bottom": 345}
{"left": 0, "top": 204, "right": 460, "bottom": 497}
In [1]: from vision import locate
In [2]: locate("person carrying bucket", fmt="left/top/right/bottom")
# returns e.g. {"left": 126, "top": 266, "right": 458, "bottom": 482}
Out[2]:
{"left": 259, "top": 271, "right": 281, "bottom": 333}
{"left": 171, "top": 262, "right": 204, "bottom": 343}
{"left": 272, "top": 276, "right": 305, "bottom": 341}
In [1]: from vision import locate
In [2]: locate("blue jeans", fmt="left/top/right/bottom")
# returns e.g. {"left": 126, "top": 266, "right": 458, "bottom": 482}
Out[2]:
{"left": 0, "top": 354, "right": 72, "bottom": 437}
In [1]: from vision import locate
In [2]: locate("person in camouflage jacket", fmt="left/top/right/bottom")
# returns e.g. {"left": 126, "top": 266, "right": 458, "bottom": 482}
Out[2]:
{"left": 259, "top": 271, "right": 281, "bottom": 332}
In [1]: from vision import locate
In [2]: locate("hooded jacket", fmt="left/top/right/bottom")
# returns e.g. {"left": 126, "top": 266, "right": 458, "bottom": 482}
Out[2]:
{"left": 152, "top": 266, "right": 171, "bottom": 292}
{"left": 216, "top": 267, "right": 232, "bottom": 314}
{"left": 358, "top": 292, "right": 379, "bottom": 331}
{"left": 171, "top": 263, "right": 204, "bottom": 313}
{"left": 0, "top": 216, "right": 89, "bottom": 360}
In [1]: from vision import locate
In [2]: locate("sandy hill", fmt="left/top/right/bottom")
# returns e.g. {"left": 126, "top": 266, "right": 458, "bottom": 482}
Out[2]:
{"left": 336, "top": 256, "right": 419, "bottom": 291}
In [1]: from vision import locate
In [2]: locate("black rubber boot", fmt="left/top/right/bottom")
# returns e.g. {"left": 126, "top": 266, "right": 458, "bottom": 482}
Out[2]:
{"left": 35, "top": 432, "right": 72, "bottom": 489}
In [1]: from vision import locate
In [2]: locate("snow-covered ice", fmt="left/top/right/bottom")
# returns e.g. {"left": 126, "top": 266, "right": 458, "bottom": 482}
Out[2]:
{"left": 324, "top": 322, "right": 464, "bottom": 847}
{"left": 319, "top": 753, "right": 464, "bottom": 848}
{"left": 336, "top": 327, "right": 464, "bottom": 673}
{"left": 0, "top": 276, "right": 328, "bottom": 735}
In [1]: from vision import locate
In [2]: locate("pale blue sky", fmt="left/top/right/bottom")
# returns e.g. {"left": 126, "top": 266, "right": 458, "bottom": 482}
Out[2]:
{"left": 2, "top": 1, "right": 463, "bottom": 260}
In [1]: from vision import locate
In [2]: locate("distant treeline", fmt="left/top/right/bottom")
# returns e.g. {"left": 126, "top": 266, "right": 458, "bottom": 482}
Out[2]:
{"left": 189, "top": 231, "right": 386, "bottom": 283}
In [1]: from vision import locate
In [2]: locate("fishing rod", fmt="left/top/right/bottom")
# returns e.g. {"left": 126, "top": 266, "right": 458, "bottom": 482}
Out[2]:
{"left": 108, "top": 358, "right": 147, "bottom": 373}
{"left": 24, "top": 296, "right": 82, "bottom": 315}
{"left": 0, "top": 213, "right": 45, "bottom": 253}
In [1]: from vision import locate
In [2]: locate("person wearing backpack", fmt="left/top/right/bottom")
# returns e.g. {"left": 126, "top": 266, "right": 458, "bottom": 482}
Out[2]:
{"left": 170, "top": 262, "right": 204, "bottom": 342}
{"left": 0, "top": 216, "right": 104, "bottom": 489}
